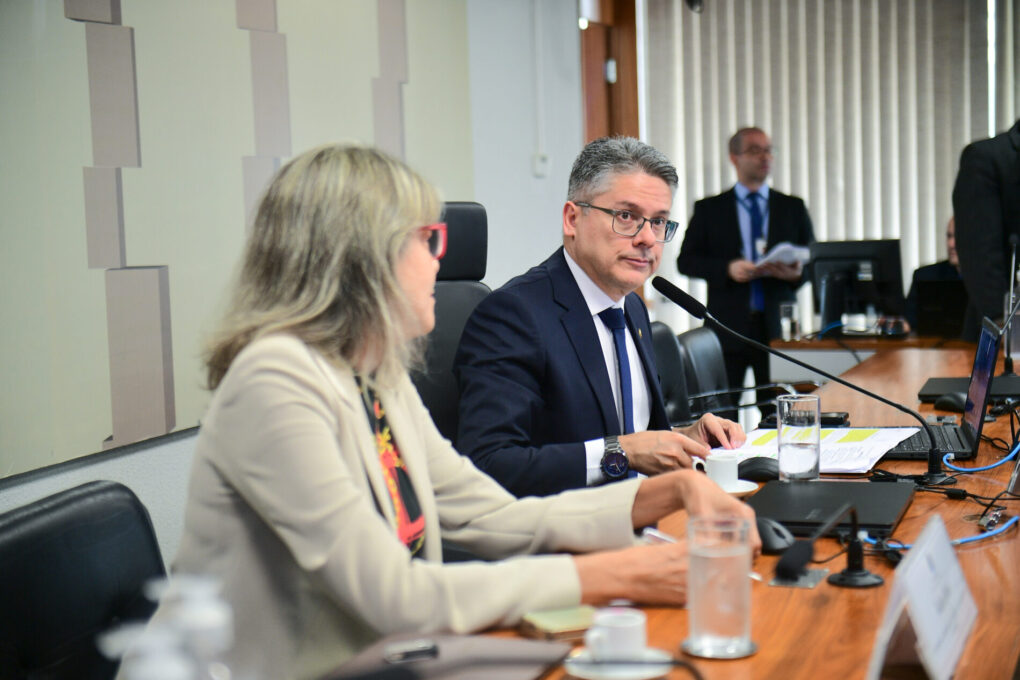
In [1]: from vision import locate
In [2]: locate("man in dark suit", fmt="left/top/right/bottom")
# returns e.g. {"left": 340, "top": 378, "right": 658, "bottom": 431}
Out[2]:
{"left": 952, "top": 119, "right": 1020, "bottom": 340}
{"left": 904, "top": 216, "right": 964, "bottom": 330}
{"left": 454, "top": 137, "right": 744, "bottom": 498}
{"left": 676, "top": 127, "right": 815, "bottom": 400}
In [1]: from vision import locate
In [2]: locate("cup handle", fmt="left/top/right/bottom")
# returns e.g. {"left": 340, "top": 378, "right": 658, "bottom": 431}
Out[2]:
{"left": 584, "top": 627, "right": 607, "bottom": 659}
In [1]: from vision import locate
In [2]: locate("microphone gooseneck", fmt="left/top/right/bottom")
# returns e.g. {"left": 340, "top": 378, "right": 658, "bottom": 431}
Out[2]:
{"left": 651, "top": 276, "right": 953, "bottom": 486}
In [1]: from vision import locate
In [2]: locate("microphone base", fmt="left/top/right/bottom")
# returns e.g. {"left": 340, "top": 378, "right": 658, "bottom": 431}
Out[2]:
{"left": 915, "top": 470, "right": 957, "bottom": 486}
{"left": 827, "top": 568, "right": 883, "bottom": 588}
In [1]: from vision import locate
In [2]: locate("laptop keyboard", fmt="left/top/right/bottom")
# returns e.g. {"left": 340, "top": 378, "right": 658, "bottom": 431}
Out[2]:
{"left": 888, "top": 425, "right": 966, "bottom": 455}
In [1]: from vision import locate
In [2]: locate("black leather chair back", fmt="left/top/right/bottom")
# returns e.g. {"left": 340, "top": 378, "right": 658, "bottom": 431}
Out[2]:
{"left": 675, "top": 326, "right": 735, "bottom": 415}
{"left": 411, "top": 201, "right": 491, "bottom": 442}
{"left": 649, "top": 321, "right": 694, "bottom": 426}
{"left": 0, "top": 481, "right": 165, "bottom": 680}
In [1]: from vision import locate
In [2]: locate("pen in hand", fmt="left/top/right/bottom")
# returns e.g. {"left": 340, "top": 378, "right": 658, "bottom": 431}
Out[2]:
{"left": 640, "top": 527, "right": 762, "bottom": 582}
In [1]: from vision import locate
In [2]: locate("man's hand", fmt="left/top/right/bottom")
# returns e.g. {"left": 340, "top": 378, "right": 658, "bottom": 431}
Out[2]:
{"left": 728, "top": 258, "right": 757, "bottom": 283}
{"left": 617, "top": 430, "right": 708, "bottom": 476}
{"left": 755, "top": 260, "right": 802, "bottom": 281}
{"left": 676, "top": 413, "right": 746, "bottom": 449}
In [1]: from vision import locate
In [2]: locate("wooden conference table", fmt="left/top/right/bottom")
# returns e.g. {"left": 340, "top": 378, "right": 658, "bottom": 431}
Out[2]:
{"left": 535, "top": 348, "right": 1020, "bottom": 679}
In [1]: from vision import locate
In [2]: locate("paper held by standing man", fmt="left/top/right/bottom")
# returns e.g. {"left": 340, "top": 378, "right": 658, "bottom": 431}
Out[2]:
{"left": 754, "top": 241, "right": 811, "bottom": 268}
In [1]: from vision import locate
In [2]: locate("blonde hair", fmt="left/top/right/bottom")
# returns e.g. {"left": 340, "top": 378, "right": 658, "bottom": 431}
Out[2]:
{"left": 205, "top": 144, "right": 442, "bottom": 389}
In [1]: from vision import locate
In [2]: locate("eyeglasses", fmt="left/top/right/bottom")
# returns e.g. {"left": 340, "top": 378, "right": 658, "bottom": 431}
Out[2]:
{"left": 738, "top": 146, "right": 774, "bottom": 157}
{"left": 574, "top": 202, "right": 679, "bottom": 243}
{"left": 420, "top": 223, "right": 447, "bottom": 259}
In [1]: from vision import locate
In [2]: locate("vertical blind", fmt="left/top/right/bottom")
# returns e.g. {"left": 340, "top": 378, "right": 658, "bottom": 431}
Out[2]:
{"left": 643, "top": 0, "right": 1018, "bottom": 333}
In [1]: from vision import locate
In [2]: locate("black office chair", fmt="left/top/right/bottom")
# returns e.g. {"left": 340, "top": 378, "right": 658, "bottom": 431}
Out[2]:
{"left": 410, "top": 201, "right": 491, "bottom": 443}
{"left": 675, "top": 326, "right": 815, "bottom": 420}
{"left": 650, "top": 321, "right": 694, "bottom": 426}
{"left": 0, "top": 481, "right": 165, "bottom": 680}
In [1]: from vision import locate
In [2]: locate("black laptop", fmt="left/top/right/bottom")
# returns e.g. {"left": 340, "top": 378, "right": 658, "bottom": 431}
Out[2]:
{"left": 885, "top": 317, "right": 1000, "bottom": 461}
{"left": 747, "top": 480, "right": 915, "bottom": 537}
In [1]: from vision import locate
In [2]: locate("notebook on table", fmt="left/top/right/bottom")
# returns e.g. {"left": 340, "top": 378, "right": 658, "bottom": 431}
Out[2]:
{"left": 885, "top": 317, "right": 1000, "bottom": 461}
{"left": 747, "top": 480, "right": 915, "bottom": 537}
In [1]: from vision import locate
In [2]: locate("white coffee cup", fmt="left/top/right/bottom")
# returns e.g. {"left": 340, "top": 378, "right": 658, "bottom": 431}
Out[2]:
{"left": 584, "top": 607, "right": 646, "bottom": 661}
{"left": 706, "top": 451, "right": 739, "bottom": 491}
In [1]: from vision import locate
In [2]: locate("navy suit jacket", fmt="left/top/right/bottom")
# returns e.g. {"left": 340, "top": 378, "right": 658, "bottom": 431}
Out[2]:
{"left": 453, "top": 248, "right": 670, "bottom": 497}
{"left": 676, "top": 188, "right": 814, "bottom": 354}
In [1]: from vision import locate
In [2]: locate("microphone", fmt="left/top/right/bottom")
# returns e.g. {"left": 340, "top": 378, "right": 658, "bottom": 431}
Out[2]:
{"left": 1003, "top": 234, "right": 1018, "bottom": 376}
{"left": 651, "top": 276, "right": 952, "bottom": 486}
{"left": 774, "top": 502, "right": 883, "bottom": 588}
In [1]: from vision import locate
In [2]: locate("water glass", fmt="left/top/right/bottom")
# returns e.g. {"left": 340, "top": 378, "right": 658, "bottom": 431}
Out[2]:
{"left": 682, "top": 517, "right": 756, "bottom": 659}
{"left": 779, "top": 302, "right": 800, "bottom": 341}
{"left": 778, "top": 394, "right": 820, "bottom": 481}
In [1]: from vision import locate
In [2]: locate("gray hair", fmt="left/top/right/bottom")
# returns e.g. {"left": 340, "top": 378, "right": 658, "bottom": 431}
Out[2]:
{"left": 566, "top": 136, "right": 678, "bottom": 202}
{"left": 728, "top": 127, "right": 766, "bottom": 155}
{"left": 205, "top": 144, "right": 442, "bottom": 389}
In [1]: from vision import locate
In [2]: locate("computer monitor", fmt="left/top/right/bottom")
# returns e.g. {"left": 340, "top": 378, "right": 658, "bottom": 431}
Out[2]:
{"left": 809, "top": 239, "right": 907, "bottom": 333}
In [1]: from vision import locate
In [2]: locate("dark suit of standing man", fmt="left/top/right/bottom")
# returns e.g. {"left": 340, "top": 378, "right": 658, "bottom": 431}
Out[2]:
{"left": 952, "top": 119, "right": 1020, "bottom": 340}
{"left": 454, "top": 137, "right": 744, "bottom": 498}
{"left": 677, "top": 127, "right": 815, "bottom": 397}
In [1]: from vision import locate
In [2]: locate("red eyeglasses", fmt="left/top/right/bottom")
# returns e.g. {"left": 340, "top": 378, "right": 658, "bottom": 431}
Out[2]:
{"left": 420, "top": 223, "right": 447, "bottom": 260}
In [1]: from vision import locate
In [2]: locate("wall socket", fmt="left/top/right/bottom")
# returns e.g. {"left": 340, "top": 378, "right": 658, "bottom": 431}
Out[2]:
{"left": 532, "top": 153, "right": 550, "bottom": 178}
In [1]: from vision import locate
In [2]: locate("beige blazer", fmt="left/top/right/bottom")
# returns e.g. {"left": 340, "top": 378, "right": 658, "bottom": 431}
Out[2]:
{"left": 151, "top": 335, "right": 639, "bottom": 680}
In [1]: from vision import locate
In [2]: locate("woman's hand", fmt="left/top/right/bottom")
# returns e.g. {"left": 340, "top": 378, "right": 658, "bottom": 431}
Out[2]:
{"left": 574, "top": 541, "right": 690, "bottom": 607}
{"left": 631, "top": 470, "right": 761, "bottom": 556}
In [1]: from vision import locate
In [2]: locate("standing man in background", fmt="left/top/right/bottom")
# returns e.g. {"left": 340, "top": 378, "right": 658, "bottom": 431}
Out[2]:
{"left": 952, "top": 119, "right": 1020, "bottom": 340}
{"left": 676, "top": 127, "right": 815, "bottom": 404}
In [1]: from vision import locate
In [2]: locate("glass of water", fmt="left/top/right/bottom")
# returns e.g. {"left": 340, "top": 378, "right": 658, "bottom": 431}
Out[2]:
{"left": 779, "top": 302, "right": 799, "bottom": 341}
{"left": 682, "top": 517, "right": 756, "bottom": 659}
{"left": 777, "top": 394, "right": 820, "bottom": 481}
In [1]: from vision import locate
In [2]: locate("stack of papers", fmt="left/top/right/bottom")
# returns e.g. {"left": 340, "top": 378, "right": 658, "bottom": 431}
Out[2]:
{"left": 712, "top": 427, "right": 918, "bottom": 474}
{"left": 755, "top": 241, "right": 811, "bottom": 267}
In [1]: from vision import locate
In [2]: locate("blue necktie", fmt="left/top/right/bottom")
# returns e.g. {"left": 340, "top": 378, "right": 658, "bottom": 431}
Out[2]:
{"left": 747, "top": 192, "right": 765, "bottom": 311}
{"left": 598, "top": 307, "right": 634, "bottom": 434}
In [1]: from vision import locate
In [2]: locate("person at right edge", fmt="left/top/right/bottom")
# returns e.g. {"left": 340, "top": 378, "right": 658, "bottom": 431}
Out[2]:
{"left": 951, "top": 118, "right": 1020, "bottom": 341}
{"left": 676, "top": 127, "right": 815, "bottom": 413}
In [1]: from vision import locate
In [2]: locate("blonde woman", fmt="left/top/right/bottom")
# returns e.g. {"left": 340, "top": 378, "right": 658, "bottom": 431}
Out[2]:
{"left": 153, "top": 144, "right": 757, "bottom": 680}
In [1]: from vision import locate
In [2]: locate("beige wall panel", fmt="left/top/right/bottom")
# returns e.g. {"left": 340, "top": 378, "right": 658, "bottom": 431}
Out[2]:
{"left": 105, "top": 267, "right": 174, "bottom": 448}
{"left": 85, "top": 23, "right": 140, "bottom": 167}
{"left": 377, "top": 0, "right": 408, "bottom": 80}
{"left": 64, "top": 0, "right": 121, "bottom": 25}
{"left": 242, "top": 155, "right": 280, "bottom": 226}
{"left": 372, "top": 81, "right": 405, "bottom": 160}
{"left": 250, "top": 30, "right": 292, "bottom": 158}
{"left": 236, "top": 0, "right": 276, "bottom": 31}
{"left": 83, "top": 166, "right": 125, "bottom": 269}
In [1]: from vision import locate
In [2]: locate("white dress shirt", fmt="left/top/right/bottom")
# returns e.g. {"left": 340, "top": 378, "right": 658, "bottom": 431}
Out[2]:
{"left": 563, "top": 250, "right": 651, "bottom": 485}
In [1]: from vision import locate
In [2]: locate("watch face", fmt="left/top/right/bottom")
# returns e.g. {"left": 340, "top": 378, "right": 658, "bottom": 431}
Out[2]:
{"left": 603, "top": 451, "right": 628, "bottom": 478}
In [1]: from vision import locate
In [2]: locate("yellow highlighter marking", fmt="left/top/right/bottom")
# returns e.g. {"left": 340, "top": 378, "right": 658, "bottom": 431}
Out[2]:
{"left": 837, "top": 428, "right": 880, "bottom": 443}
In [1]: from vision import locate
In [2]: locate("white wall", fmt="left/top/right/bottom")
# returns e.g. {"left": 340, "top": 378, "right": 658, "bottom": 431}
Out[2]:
{"left": 0, "top": 0, "right": 584, "bottom": 564}
{"left": 468, "top": 0, "right": 584, "bottom": 288}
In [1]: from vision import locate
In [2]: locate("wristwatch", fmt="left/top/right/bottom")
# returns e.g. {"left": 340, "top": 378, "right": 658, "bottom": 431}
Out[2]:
{"left": 600, "top": 435, "right": 630, "bottom": 480}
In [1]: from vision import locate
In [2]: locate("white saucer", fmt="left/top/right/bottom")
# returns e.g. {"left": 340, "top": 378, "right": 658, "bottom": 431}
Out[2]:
{"left": 563, "top": 647, "right": 673, "bottom": 680}
{"left": 723, "top": 479, "right": 759, "bottom": 497}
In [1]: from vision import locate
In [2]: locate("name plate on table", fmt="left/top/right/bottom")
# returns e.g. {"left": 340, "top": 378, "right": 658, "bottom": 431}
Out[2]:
{"left": 866, "top": 515, "right": 976, "bottom": 680}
